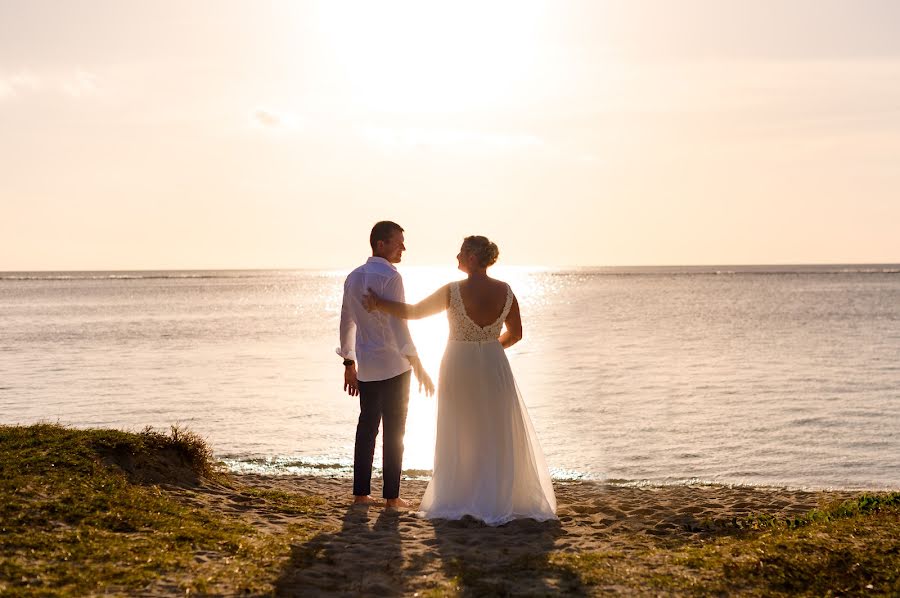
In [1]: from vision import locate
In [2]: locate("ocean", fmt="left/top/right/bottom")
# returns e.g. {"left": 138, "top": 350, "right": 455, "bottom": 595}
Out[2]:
{"left": 2, "top": 265, "right": 898, "bottom": 490}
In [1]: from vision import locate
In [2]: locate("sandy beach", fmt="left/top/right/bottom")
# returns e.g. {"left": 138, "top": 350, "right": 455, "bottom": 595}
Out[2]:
{"left": 160, "top": 473, "right": 865, "bottom": 596}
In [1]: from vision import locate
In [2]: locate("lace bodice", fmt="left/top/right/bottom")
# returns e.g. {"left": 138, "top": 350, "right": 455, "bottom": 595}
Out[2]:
{"left": 447, "top": 281, "right": 514, "bottom": 342}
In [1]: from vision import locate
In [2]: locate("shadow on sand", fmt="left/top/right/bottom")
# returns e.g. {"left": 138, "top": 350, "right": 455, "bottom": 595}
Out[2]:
{"left": 274, "top": 505, "right": 575, "bottom": 596}
{"left": 428, "top": 515, "right": 575, "bottom": 596}
{"left": 275, "top": 505, "right": 402, "bottom": 595}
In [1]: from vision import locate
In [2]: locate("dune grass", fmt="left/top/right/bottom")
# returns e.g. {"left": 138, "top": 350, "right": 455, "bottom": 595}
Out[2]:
{"left": 0, "top": 423, "right": 320, "bottom": 596}
{"left": 546, "top": 492, "right": 900, "bottom": 596}
{"left": 1, "top": 423, "right": 897, "bottom": 596}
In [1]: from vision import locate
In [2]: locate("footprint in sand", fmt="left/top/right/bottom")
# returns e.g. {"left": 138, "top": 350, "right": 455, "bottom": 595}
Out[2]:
{"left": 571, "top": 504, "right": 603, "bottom": 515}
{"left": 680, "top": 505, "right": 708, "bottom": 515}
{"left": 597, "top": 522, "right": 626, "bottom": 536}
{"left": 652, "top": 522, "right": 679, "bottom": 532}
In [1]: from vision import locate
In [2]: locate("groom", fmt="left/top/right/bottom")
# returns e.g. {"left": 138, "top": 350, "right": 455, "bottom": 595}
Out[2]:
{"left": 337, "top": 221, "right": 434, "bottom": 507}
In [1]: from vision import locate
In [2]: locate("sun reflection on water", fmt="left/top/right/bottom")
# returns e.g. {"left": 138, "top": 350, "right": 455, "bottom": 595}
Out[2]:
{"left": 317, "top": 264, "right": 550, "bottom": 472}
{"left": 397, "top": 265, "right": 549, "bottom": 470}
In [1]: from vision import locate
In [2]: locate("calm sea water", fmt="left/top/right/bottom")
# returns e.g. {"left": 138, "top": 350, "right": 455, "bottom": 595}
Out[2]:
{"left": 2, "top": 265, "right": 899, "bottom": 490}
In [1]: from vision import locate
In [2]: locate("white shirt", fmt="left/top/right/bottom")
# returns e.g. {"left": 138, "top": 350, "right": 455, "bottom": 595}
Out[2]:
{"left": 336, "top": 257, "right": 417, "bottom": 382}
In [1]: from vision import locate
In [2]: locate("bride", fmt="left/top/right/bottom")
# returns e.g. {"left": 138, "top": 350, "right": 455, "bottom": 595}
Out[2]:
{"left": 363, "top": 235, "right": 557, "bottom": 526}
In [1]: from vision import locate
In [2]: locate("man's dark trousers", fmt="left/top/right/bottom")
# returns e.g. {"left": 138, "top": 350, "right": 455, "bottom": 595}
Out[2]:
{"left": 354, "top": 370, "right": 411, "bottom": 499}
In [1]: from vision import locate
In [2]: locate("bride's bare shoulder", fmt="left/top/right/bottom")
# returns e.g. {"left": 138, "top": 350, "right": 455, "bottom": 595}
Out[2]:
{"left": 490, "top": 278, "right": 513, "bottom": 292}
{"left": 461, "top": 277, "right": 510, "bottom": 297}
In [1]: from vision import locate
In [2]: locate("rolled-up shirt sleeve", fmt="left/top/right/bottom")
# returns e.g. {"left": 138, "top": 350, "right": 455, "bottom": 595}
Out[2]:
{"left": 383, "top": 272, "right": 417, "bottom": 357}
{"left": 336, "top": 277, "right": 357, "bottom": 361}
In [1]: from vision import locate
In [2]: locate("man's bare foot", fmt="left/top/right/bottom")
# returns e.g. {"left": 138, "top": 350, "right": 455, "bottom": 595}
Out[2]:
{"left": 385, "top": 497, "right": 410, "bottom": 509}
{"left": 353, "top": 495, "right": 378, "bottom": 505}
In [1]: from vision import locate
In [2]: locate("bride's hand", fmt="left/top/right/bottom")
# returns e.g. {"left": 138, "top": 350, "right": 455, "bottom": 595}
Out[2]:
{"left": 362, "top": 287, "right": 380, "bottom": 312}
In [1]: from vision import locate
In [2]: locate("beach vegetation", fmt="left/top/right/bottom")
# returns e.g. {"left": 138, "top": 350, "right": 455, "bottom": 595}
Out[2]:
{"left": 2, "top": 423, "right": 897, "bottom": 596}
{"left": 237, "top": 487, "right": 323, "bottom": 515}
{"left": 0, "top": 423, "right": 321, "bottom": 596}
{"left": 547, "top": 492, "right": 900, "bottom": 596}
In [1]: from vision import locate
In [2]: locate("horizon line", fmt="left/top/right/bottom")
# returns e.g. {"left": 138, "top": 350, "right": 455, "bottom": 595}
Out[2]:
{"left": 2, "top": 261, "right": 900, "bottom": 274}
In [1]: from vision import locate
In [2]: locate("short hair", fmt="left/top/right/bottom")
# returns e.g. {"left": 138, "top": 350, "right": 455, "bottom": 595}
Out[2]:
{"left": 462, "top": 235, "right": 500, "bottom": 268}
{"left": 370, "top": 221, "right": 404, "bottom": 252}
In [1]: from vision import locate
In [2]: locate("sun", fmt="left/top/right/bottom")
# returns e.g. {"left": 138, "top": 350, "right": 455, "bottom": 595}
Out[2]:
{"left": 316, "top": 2, "right": 545, "bottom": 114}
{"left": 386, "top": 265, "right": 546, "bottom": 471}
{"left": 395, "top": 266, "right": 455, "bottom": 470}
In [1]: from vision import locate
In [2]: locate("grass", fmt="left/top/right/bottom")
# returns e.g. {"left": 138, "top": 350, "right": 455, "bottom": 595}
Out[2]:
{"left": 413, "top": 494, "right": 900, "bottom": 596}
{"left": 0, "top": 423, "right": 321, "bottom": 596}
{"left": 1, "top": 423, "right": 898, "bottom": 596}
{"left": 545, "top": 493, "right": 900, "bottom": 596}
{"left": 237, "top": 487, "right": 324, "bottom": 516}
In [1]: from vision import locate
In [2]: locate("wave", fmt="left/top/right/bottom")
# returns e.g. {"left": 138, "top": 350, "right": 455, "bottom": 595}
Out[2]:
{"left": 222, "top": 457, "right": 433, "bottom": 479}
{"left": 221, "top": 456, "right": 603, "bottom": 482}
{"left": 219, "top": 458, "right": 894, "bottom": 490}
{"left": 221, "top": 455, "right": 354, "bottom": 477}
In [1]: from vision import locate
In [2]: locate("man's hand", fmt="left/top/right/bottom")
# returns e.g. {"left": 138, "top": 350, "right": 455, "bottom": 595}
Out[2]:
{"left": 416, "top": 366, "right": 435, "bottom": 397}
{"left": 407, "top": 355, "right": 435, "bottom": 397}
{"left": 343, "top": 364, "right": 359, "bottom": 397}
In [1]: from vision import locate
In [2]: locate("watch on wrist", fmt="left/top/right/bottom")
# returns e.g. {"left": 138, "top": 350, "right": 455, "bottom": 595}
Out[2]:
{"left": 343, "top": 359, "right": 355, "bottom": 367}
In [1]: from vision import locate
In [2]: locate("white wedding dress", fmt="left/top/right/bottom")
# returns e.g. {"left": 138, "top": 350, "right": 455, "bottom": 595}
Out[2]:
{"left": 418, "top": 281, "right": 557, "bottom": 526}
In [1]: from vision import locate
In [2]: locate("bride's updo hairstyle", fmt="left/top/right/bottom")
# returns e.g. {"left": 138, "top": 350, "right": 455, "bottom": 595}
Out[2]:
{"left": 462, "top": 235, "right": 500, "bottom": 268}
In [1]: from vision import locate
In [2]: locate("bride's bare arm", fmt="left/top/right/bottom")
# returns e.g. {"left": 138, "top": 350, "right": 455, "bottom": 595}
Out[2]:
{"left": 499, "top": 295, "right": 523, "bottom": 349}
{"left": 364, "top": 284, "right": 450, "bottom": 320}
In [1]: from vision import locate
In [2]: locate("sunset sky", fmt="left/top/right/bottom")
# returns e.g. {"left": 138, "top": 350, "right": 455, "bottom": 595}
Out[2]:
{"left": 1, "top": 0, "right": 898, "bottom": 270}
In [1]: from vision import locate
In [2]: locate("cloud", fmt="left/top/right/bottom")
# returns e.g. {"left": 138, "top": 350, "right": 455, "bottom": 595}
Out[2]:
{"left": 0, "top": 71, "right": 41, "bottom": 100}
{"left": 254, "top": 108, "right": 282, "bottom": 127}
{"left": 252, "top": 107, "right": 302, "bottom": 131}
{"left": 0, "top": 69, "right": 100, "bottom": 101}
{"left": 61, "top": 70, "right": 99, "bottom": 98}
{"left": 359, "top": 125, "right": 543, "bottom": 154}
